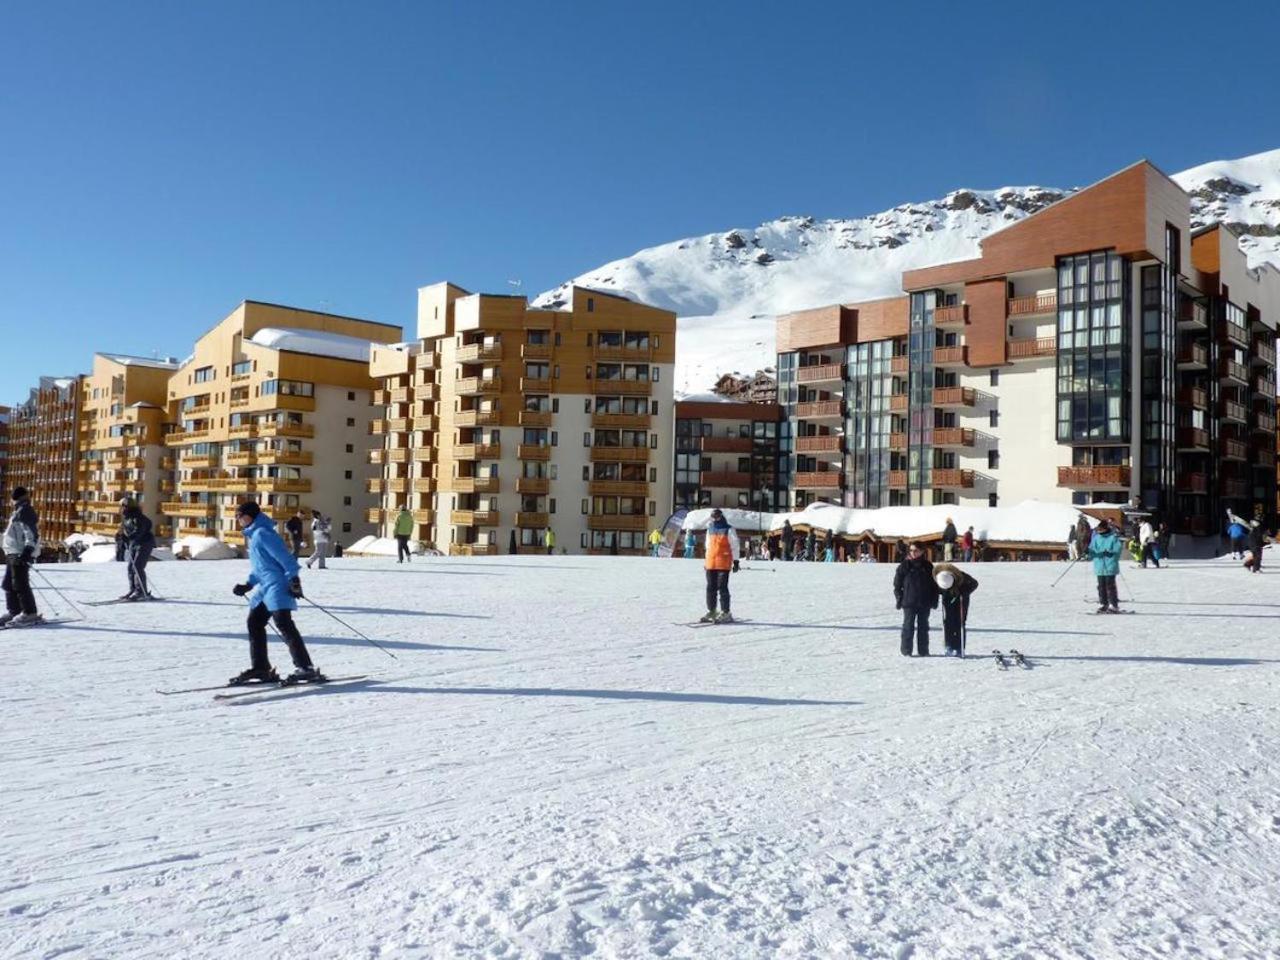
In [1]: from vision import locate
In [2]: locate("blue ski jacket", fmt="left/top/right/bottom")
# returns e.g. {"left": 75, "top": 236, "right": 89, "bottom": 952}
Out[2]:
{"left": 1088, "top": 529, "right": 1122, "bottom": 577}
{"left": 244, "top": 512, "right": 300, "bottom": 611}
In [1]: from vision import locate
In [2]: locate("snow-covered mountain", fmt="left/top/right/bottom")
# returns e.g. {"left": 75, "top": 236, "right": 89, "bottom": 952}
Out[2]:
{"left": 534, "top": 148, "right": 1280, "bottom": 394}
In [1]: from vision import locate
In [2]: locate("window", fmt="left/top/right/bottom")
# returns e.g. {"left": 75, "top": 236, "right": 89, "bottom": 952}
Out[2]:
{"left": 988, "top": 450, "right": 1000, "bottom": 470}
{"left": 345, "top": 444, "right": 354, "bottom": 453}
{"left": 343, "top": 522, "right": 352, "bottom": 533}
{"left": 988, "top": 493, "right": 998, "bottom": 508}
{"left": 346, "top": 417, "right": 355, "bottom": 427}
{"left": 549, "top": 498, "right": 556, "bottom": 514}
{"left": 652, "top": 368, "right": 660, "bottom": 382}
{"left": 348, "top": 391, "right": 356, "bottom": 401}
{"left": 584, "top": 432, "right": 591, "bottom": 447}
{"left": 261, "top": 379, "right": 314, "bottom": 397}
{"left": 989, "top": 369, "right": 999, "bottom": 387}
{"left": 587, "top": 297, "right": 594, "bottom": 312}
{"left": 581, "top": 499, "right": 588, "bottom": 514}
{"left": 194, "top": 366, "right": 215, "bottom": 383}
{"left": 651, "top": 401, "right": 659, "bottom": 415}
{"left": 343, "top": 496, "right": 352, "bottom": 506}
{"left": 344, "top": 470, "right": 352, "bottom": 479}
{"left": 989, "top": 410, "right": 999, "bottom": 428}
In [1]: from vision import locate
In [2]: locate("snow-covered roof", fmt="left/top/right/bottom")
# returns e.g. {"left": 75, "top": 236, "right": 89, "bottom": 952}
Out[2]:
{"left": 248, "top": 327, "right": 377, "bottom": 363}
{"left": 682, "top": 500, "right": 1094, "bottom": 545}
{"left": 127, "top": 401, "right": 163, "bottom": 410}
{"left": 674, "top": 391, "right": 736, "bottom": 403}
{"left": 98, "top": 353, "right": 181, "bottom": 369}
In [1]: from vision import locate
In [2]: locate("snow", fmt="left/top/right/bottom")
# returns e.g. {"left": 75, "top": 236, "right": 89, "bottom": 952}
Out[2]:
{"left": 248, "top": 327, "right": 378, "bottom": 363}
{"left": 170, "top": 535, "right": 238, "bottom": 561}
{"left": 536, "top": 148, "right": 1280, "bottom": 393}
{"left": 684, "top": 500, "right": 1093, "bottom": 544}
{"left": 343, "top": 536, "right": 439, "bottom": 557}
{"left": 4, "top": 555, "right": 1280, "bottom": 958}
{"left": 97, "top": 353, "right": 181, "bottom": 369}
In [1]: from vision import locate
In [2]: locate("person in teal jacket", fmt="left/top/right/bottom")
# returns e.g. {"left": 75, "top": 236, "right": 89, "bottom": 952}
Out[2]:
{"left": 229, "top": 501, "right": 323, "bottom": 686}
{"left": 1087, "top": 518, "right": 1124, "bottom": 613}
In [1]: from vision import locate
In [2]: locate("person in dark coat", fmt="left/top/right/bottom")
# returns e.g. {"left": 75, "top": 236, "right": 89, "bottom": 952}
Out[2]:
{"left": 782, "top": 520, "right": 793, "bottom": 561}
{"left": 941, "top": 518, "right": 958, "bottom": 562}
{"left": 609, "top": 532, "right": 619, "bottom": 556}
{"left": 1246, "top": 522, "right": 1268, "bottom": 573}
{"left": 1, "top": 486, "right": 41, "bottom": 626}
{"left": 933, "top": 563, "right": 978, "bottom": 656}
{"left": 894, "top": 538, "right": 908, "bottom": 563}
{"left": 804, "top": 528, "right": 816, "bottom": 562}
{"left": 119, "top": 498, "right": 156, "bottom": 600}
{"left": 893, "top": 542, "right": 938, "bottom": 656}
{"left": 285, "top": 513, "right": 304, "bottom": 557}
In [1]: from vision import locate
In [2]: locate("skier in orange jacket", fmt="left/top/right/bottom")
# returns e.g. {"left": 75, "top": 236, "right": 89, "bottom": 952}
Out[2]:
{"left": 699, "top": 509, "right": 740, "bottom": 623}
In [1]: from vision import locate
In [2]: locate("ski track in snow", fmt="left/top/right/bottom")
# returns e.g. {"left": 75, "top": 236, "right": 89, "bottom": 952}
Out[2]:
{"left": 3, "top": 556, "right": 1279, "bottom": 958}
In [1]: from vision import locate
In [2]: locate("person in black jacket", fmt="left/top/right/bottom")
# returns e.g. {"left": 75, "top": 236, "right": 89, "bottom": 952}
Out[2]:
{"left": 941, "top": 517, "right": 958, "bottom": 562}
{"left": 782, "top": 519, "right": 793, "bottom": 561}
{"left": 933, "top": 563, "right": 978, "bottom": 656}
{"left": 285, "top": 513, "right": 305, "bottom": 557}
{"left": 1247, "top": 521, "right": 1269, "bottom": 573}
{"left": 119, "top": 498, "right": 156, "bottom": 600}
{"left": 893, "top": 542, "right": 938, "bottom": 656}
{"left": 2, "top": 486, "right": 41, "bottom": 626}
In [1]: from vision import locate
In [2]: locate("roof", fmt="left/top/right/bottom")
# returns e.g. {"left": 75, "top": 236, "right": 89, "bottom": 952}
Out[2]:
{"left": 97, "top": 353, "right": 181, "bottom": 369}
{"left": 242, "top": 299, "right": 399, "bottom": 330}
{"left": 247, "top": 326, "right": 378, "bottom": 363}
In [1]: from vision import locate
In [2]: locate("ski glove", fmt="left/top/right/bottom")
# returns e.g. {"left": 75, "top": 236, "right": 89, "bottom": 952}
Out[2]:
{"left": 232, "top": 583, "right": 251, "bottom": 597}
{"left": 289, "top": 576, "right": 304, "bottom": 598}
{"left": 20, "top": 547, "right": 35, "bottom": 565}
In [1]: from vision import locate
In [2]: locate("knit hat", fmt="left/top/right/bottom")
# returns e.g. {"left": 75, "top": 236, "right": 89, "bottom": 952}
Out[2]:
{"left": 235, "top": 501, "right": 261, "bottom": 519}
{"left": 935, "top": 571, "right": 955, "bottom": 590}
{"left": 710, "top": 508, "right": 724, "bottom": 520}
{"left": 11, "top": 486, "right": 28, "bottom": 501}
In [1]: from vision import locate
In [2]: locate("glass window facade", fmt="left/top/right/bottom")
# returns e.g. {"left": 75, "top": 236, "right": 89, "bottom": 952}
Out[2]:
{"left": 1055, "top": 251, "right": 1129, "bottom": 442}
{"left": 843, "top": 340, "right": 894, "bottom": 508}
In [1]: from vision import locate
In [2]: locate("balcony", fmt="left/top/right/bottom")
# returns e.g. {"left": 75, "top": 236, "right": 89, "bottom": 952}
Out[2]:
{"left": 701, "top": 470, "right": 752, "bottom": 488}
{"left": 1176, "top": 386, "right": 1207, "bottom": 409}
{"left": 889, "top": 394, "right": 908, "bottom": 413}
{"left": 412, "top": 414, "right": 437, "bottom": 432}
{"left": 518, "top": 443, "right": 552, "bottom": 461}
{"left": 373, "top": 389, "right": 390, "bottom": 405}
{"left": 935, "top": 303, "right": 972, "bottom": 325}
{"left": 587, "top": 515, "right": 648, "bottom": 532}
{"left": 1056, "top": 465, "right": 1131, "bottom": 488}
{"left": 255, "top": 478, "right": 313, "bottom": 494}
{"left": 793, "top": 470, "right": 843, "bottom": 489}
{"left": 890, "top": 356, "right": 909, "bottom": 375}
{"left": 522, "top": 343, "right": 552, "bottom": 360}
{"left": 702, "top": 436, "right": 755, "bottom": 453}
{"left": 1255, "top": 375, "right": 1275, "bottom": 396}
{"left": 367, "top": 478, "right": 385, "bottom": 495}
{"left": 456, "top": 377, "right": 502, "bottom": 396}
{"left": 594, "top": 343, "right": 654, "bottom": 361}
{"left": 412, "top": 448, "right": 435, "bottom": 463}
{"left": 1220, "top": 438, "right": 1248, "bottom": 461}
{"left": 889, "top": 470, "right": 907, "bottom": 488}
{"left": 519, "top": 410, "right": 553, "bottom": 428}
{"left": 228, "top": 423, "right": 257, "bottom": 440}
{"left": 256, "top": 450, "right": 314, "bottom": 467}
{"left": 933, "top": 345, "right": 967, "bottom": 367}
{"left": 1177, "top": 301, "right": 1208, "bottom": 329}
{"left": 161, "top": 501, "right": 216, "bottom": 517}
{"left": 1176, "top": 344, "right": 1208, "bottom": 369}
{"left": 455, "top": 409, "right": 499, "bottom": 428}
{"left": 1253, "top": 412, "right": 1276, "bottom": 434}
{"left": 389, "top": 387, "right": 411, "bottom": 403}
{"left": 1177, "top": 472, "right": 1208, "bottom": 494}
{"left": 588, "top": 480, "right": 648, "bottom": 497}
{"left": 594, "top": 379, "right": 652, "bottom": 397}
{"left": 1007, "top": 293, "right": 1056, "bottom": 317}
{"left": 1222, "top": 479, "right": 1249, "bottom": 499}
{"left": 516, "top": 511, "right": 550, "bottom": 528}
{"left": 457, "top": 342, "right": 503, "bottom": 363}
{"left": 450, "top": 543, "right": 498, "bottom": 557}
{"left": 1219, "top": 358, "right": 1248, "bottom": 385}
{"left": 257, "top": 393, "right": 316, "bottom": 413}
{"left": 934, "top": 387, "right": 976, "bottom": 407}
{"left": 795, "top": 435, "right": 841, "bottom": 454}
{"left": 453, "top": 476, "right": 501, "bottom": 494}
{"left": 1008, "top": 337, "right": 1056, "bottom": 360}
{"left": 1176, "top": 427, "right": 1209, "bottom": 451}
{"left": 258, "top": 421, "right": 314, "bottom": 439}
{"left": 517, "top": 477, "right": 550, "bottom": 495}
{"left": 932, "top": 469, "right": 975, "bottom": 489}
{"left": 934, "top": 427, "right": 975, "bottom": 448}
{"left": 1223, "top": 320, "right": 1250, "bottom": 348}
{"left": 520, "top": 377, "right": 554, "bottom": 393}
{"left": 797, "top": 363, "right": 843, "bottom": 384}
{"left": 226, "top": 451, "right": 257, "bottom": 466}
{"left": 366, "top": 508, "right": 385, "bottom": 524}
{"left": 412, "top": 478, "right": 437, "bottom": 494}
{"left": 1253, "top": 341, "right": 1276, "bottom": 366}
{"left": 450, "top": 509, "right": 500, "bottom": 527}
{"left": 454, "top": 443, "right": 501, "bottom": 460}
{"left": 182, "top": 454, "right": 219, "bottom": 469}
{"left": 370, "top": 419, "right": 389, "bottom": 435}
{"left": 591, "top": 412, "right": 650, "bottom": 430}
{"left": 413, "top": 509, "right": 434, "bottom": 525}
{"left": 889, "top": 432, "right": 907, "bottom": 452}
{"left": 387, "top": 448, "right": 409, "bottom": 463}
{"left": 1221, "top": 400, "right": 1248, "bottom": 423}
{"left": 590, "top": 445, "right": 649, "bottom": 462}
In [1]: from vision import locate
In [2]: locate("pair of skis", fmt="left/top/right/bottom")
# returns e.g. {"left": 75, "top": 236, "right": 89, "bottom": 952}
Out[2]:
{"left": 156, "top": 675, "right": 368, "bottom": 701}
{"left": 1, "top": 616, "right": 78, "bottom": 630}
{"left": 992, "top": 649, "right": 1029, "bottom": 670}
{"left": 85, "top": 596, "right": 163, "bottom": 607}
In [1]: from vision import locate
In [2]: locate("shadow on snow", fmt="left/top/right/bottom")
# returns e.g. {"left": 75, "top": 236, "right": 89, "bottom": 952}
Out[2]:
{"left": 57, "top": 624, "right": 501, "bottom": 653}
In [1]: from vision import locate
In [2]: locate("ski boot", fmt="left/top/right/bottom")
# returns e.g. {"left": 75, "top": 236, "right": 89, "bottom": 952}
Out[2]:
{"left": 229, "top": 666, "right": 280, "bottom": 686}
{"left": 0, "top": 612, "right": 15, "bottom": 627}
{"left": 714, "top": 610, "right": 734, "bottom": 624}
{"left": 281, "top": 666, "right": 327, "bottom": 686}
{"left": 10, "top": 613, "right": 44, "bottom": 627}
{"left": 698, "top": 611, "right": 717, "bottom": 623}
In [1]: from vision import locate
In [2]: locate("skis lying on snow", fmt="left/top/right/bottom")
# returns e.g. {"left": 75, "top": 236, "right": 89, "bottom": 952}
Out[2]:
{"left": 992, "top": 649, "right": 1011, "bottom": 670}
{"left": 214, "top": 676, "right": 368, "bottom": 701}
{"left": 993, "top": 649, "right": 1032, "bottom": 670}
{"left": 1008, "top": 649, "right": 1030, "bottom": 669}
{"left": 157, "top": 675, "right": 368, "bottom": 697}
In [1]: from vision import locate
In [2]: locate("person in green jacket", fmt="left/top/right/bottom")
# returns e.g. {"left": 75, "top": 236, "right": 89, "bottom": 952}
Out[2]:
{"left": 394, "top": 507, "right": 414, "bottom": 563}
{"left": 1088, "top": 519, "right": 1124, "bottom": 613}
{"left": 544, "top": 527, "right": 555, "bottom": 555}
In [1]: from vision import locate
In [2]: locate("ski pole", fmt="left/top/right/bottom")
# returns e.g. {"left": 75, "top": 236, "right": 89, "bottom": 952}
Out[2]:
{"left": 302, "top": 596, "right": 398, "bottom": 660}
{"left": 30, "top": 565, "right": 85, "bottom": 620}
{"left": 1049, "top": 554, "right": 1082, "bottom": 588}
{"left": 128, "top": 551, "right": 163, "bottom": 600}
{"left": 1117, "top": 566, "right": 1135, "bottom": 602}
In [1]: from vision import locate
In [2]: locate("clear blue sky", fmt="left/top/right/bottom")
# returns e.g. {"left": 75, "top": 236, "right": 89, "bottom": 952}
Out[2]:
{"left": 2, "top": 0, "right": 1276, "bottom": 402}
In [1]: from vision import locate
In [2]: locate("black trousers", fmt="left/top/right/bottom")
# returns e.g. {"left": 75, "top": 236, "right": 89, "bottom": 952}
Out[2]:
{"left": 705, "top": 569, "right": 731, "bottom": 612}
{"left": 2, "top": 557, "right": 37, "bottom": 615}
{"left": 1096, "top": 575, "right": 1119, "bottom": 608}
{"left": 1231, "top": 536, "right": 1245, "bottom": 556}
{"left": 901, "top": 607, "right": 930, "bottom": 656}
{"left": 127, "top": 545, "right": 152, "bottom": 595}
{"left": 1140, "top": 543, "right": 1159, "bottom": 568}
{"left": 396, "top": 534, "right": 411, "bottom": 561}
{"left": 942, "top": 598, "right": 968, "bottom": 652}
{"left": 247, "top": 603, "right": 313, "bottom": 671}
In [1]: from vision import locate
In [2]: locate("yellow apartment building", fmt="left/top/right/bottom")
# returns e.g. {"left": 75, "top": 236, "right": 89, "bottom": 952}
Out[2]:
{"left": 77, "top": 353, "right": 180, "bottom": 539}
{"left": 368, "top": 283, "right": 676, "bottom": 555}
{"left": 7, "top": 376, "right": 85, "bottom": 544}
{"left": 162, "top": 301, "right": 403, "bottom": 548}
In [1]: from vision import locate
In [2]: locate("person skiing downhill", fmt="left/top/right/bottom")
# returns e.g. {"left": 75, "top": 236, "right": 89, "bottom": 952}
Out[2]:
{"left": 699, "top": 508, "right": 740, "bottom": 623}
{"left": 933, "top": 563, "right": 978, "bottom": 657}
{"left": 1, "top": 486, "right": 41, "bottom": 627}
{"left": 1088, "top": 518, "right": 1124, "bottom": 613}
{"left": 894, "top": 542, "right": 938, "bottom": 656}
{"left": 118, "top": 498, "right": 155, "bottom": 600}
{"left": 229, "top": 501, "right": 323, "bottom": 686}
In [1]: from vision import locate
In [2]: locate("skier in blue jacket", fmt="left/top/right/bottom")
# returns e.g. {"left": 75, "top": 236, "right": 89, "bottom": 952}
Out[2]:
{"left": 1226, "top": 520, "right": 1248, "bottom": 560}
{"left": 229, "top": 501, "right": 323, "bottom": 686}
{"left": 1087, "top": 518, "right": 1124, "bottom": 614}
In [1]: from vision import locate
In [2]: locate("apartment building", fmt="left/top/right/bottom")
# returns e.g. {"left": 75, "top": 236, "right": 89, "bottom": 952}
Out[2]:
{"left": 7, "top": 376, "right": 85, "bottom": 543}
{"left": 0, "top": 405, "right": 10, "bottom": 505}
{"left": 77, "top": 353, "right": 179, "bottom": 539}
{"left": 368, "top": 283, "right": 676, "bottom": 555}
{"left": 777, "top": 160, "right": 1280, "bottom": 536}
{"left": 163, "top": 301, "right": 402, "bottom": 548}
{"left": 673, "top": 398, "right": 785, "bottom": 515}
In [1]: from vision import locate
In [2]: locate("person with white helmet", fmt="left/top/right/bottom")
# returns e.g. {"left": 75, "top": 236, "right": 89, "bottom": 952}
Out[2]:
{"left": 931, "top": 561, "right": 978, "bottom": 657}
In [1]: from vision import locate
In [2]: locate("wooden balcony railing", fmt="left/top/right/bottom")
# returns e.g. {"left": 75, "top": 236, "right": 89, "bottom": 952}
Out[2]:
{"left": 518, "top": 444, "right": 552, "bottom": 461}
{"left": 516, "top": 477, "right": 550, "bottom": 495}
{"left": 516, "top": 512, "right": 550, "bottom": 528}
{"left": 932, "top": 469, "right": 975, "bottom": 488}
{"left": 795, "top": 435, "right": 841, "bottom": 454}
{"left": 589, "top": 446, "right": 649, "bottom": 462}
{"left": 1177, "top": 472, "right": 1208, "bottom": 494}
{"left": 794, "top": 400, "right": 843, "bottom": 419}
{"left": 1008, "top": 337, "right": 1056, "bottom": 360}
{"left": 1007, "top": 293, "right": 1056, "bottom": 317}
{"left": 1176, "top": 386, "right": 1207, "bottom": 408}
{"left": 935, "top": 303, "right": 970, "bottom": 325}
{"left": 1177, "top": 344, "right": 1208, "bottom": 367}
{"left": 702, "top": 436, "right": 754, "bottom": 453}
{"left": 591, "top": 413, "right": 650, "bottom": 430}
{"left": 792, "top": 470, "right": 843, "bottom": 488}
{"left": 1176, "top": 427, "right": 1209, "bottom": 450}
{"left": 594, "top": 379, "right": 652, "bottom": 397}
{"left": 588, "top": 480, "right": 648, "bottom": 497}
{"left": 519, "top": 410, "right": 553, "bottom": 428}
{"left": 1056, "top": 465, "right": 1131, "bottom": 487}
{"left": 933, "top": 387, "right": 976, "bottom": 407}
{"left": 1220, "top": 438, "right": 1248, "bottom": 460}
{"left": 797, "top": 363, "right": 843, "bottom": 384}
{"left": 457, "top": 342, "right": 503, "bottom": 363}
{"left": 933, "top": 427, "right": 975, "bottom": 447}
{"left": 586, "top": 515, "right": 648, "bottom": 531}
{"left": 700, "top": 470, "right": 752, "bottom": 488}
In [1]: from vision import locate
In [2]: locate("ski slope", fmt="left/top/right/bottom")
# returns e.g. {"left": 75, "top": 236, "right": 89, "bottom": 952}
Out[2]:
{"left": 3, "top": 555, "right": 1279, "bottom": 958}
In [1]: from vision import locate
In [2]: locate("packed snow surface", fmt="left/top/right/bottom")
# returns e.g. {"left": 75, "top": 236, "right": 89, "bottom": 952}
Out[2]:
{"left": 4, "top": 555, "right": 1279, "bottom": 958}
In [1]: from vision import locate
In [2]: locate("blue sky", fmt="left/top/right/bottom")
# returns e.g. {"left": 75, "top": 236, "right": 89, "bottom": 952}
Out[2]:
{"left": 2, "top": 0, "right": 1277, "bottom": 402}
